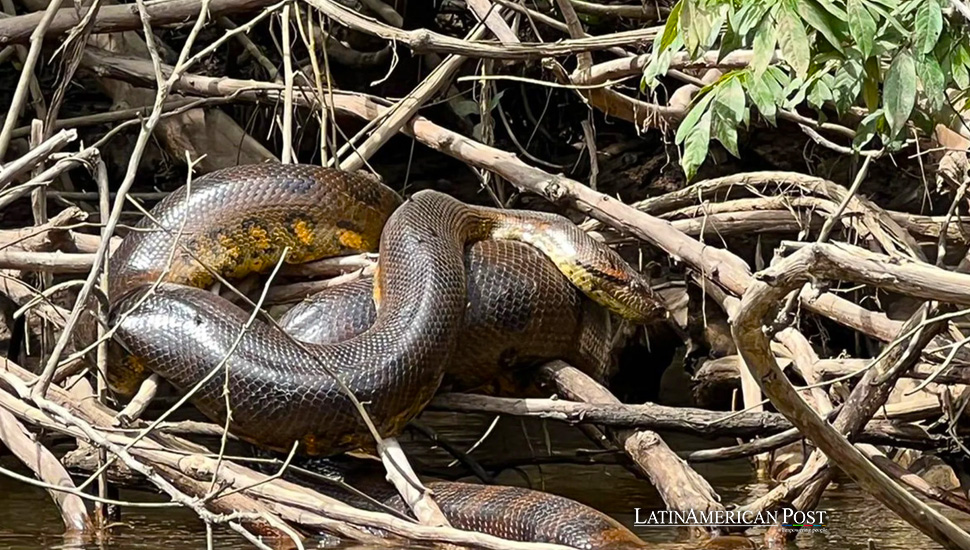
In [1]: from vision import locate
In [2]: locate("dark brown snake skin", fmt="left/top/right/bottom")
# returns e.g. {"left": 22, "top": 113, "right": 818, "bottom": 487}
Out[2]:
{"left": 107, "top": 164, "right": 658, "bottom": 549}
{"left": 404, "top": 482, "right": 645, "bottom": 549}
{"left": 280, "top": 240, "right": 616, "bottom": 392}
{"left": 296, "top": 457, "right": 647, "bottom": 549}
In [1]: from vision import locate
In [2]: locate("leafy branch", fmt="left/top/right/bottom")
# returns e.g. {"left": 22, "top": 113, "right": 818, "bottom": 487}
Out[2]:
{"left": 644, "top": 0, "right": 970, "bottom": 179}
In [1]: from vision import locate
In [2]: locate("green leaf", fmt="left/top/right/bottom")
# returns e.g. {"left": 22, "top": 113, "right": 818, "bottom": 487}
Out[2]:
{"left": 487, "top": 90, "right": 506, "bottom": 112}
{"left": 657, "top": 0, "right": 683, "bottom": 53}
{"left": 704, "top": 7, "right": 727, "bottom": 52}
{"left": 915, "top": 0, "right": 943, "bottom": 55}
{"left": 731, "top": 1, "right": 768, "bottom": 38}
{"left": 751, "top": 9, "right": 778, "bottom": 77}
{"left": 871, "top": 39, "right": 902, "bottom": 58}
{"left": 720, "top": 25, "right": 743, "bottom": 60}
{"left": 679, "top": 0, "right": 694, "bottom": 55}
{"left": 863, "top": 56, "right": 880, "bottom": 110}
{"left": 682, "top": 0, "right": 713, "bottom": 57}
{"left": 953, "top": 45, "right": 970, "bottom": 89}
{"left": 714, "top": 77, "right": 746, "bottom": 124}
{"left": 745, "top": 72, "right": 779, "bottom": 124}
{"left": 848, "top": 0, "right": 877, "bottom": 59}
{"left": 957, "top": 61, "right": 970, "bottom": 90}
{"left": 883, "top": 49, "right": 917, "bottom": 136}
{"left": 893, "top": 0, "right": 920, "bottom": 15}
{"left": 710, "top": 77, "right": 745, "bottom": 158}
{"left": 451, "top": 99, "right": 479, "bottom": 118}
{"left": 807, "top": 79, "right": 834, "bottom": 109}
{"left": 814, "top": 0, "right": 849, "bottom": 19}
{"left": 869, "top": 0, "right": 898, "bottom": 8}
{"left": 798, "top": 0, "right": 847, "bottom": 53}
{"left": 864, "top": 2, "right": 907, "bottom": 35}
{"left": 713, "top": 119, "right": 740, "bottom": 157}
{"left": 784, "top": 77, "right": 810, "bottom": 109}
{"left": 674, "top": 92, "right": 715, "bottom": 145}
{"left": 766, "top": 65, "right": 792, "bottom": 92}
{"left": 934, "top": 28, "right": 954, "bottom": 59}
{"left": 781, "top": 75, "right": 805, "bottom": 104}
{"left": 918, "top": 55, "right": 946, "bottom": 113}
{"left": 681, "top": 110, "right": 713, "bottom": 180}
{"left": 853, "top": 110, "right": 883, "bottom": 149}
{"left": 832, "top": 55, "right": 863, "bottom": 114}
{"left": 777, "top": 2, "right": 812, "bottom": 78}
{"left": 642, "top": 47, "right": 674, "bottom": 91}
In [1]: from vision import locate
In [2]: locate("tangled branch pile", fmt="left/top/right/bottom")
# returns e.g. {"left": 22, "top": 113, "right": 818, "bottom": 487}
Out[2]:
{"left": 3, "top": 0, "right": 970, "bottom": 548}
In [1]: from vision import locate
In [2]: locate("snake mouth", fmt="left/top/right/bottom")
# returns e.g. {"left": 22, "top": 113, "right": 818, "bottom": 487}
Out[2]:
{"left": 592, "top": 286, "right": 668, "bottom": 324}
{"left": 574, "top": 259, "right": 667, "bottom": 324}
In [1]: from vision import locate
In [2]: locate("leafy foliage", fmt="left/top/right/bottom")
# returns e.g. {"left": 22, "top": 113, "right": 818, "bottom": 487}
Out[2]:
{"left": 643, "top": 0, "right": 970, "bottom": 180}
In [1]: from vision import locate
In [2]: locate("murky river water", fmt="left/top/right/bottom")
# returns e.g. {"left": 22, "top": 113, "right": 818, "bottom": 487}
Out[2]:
{"left": 1, "top": 409, "right": 968, "bottom": 550}
{"left": 0, "top": 360, "right": 967, "bottom": 550}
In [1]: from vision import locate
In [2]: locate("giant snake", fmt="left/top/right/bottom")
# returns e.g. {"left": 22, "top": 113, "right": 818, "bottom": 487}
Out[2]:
{"left": 106, "top": 164, "right": 663, "bottom": 549}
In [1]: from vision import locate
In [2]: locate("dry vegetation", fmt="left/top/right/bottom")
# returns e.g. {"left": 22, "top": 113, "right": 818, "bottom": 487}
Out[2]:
{"left": 2, "top": 0, "right": 970, "bottom": 548}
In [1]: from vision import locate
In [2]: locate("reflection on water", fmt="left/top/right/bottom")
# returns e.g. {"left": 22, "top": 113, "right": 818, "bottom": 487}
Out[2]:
{"left": 1, "top": 411, "right": 968, "bottom": 549}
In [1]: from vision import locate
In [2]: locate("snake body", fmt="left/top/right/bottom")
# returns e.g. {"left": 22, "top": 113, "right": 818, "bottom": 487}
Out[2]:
{"left": 107, "top": 164, "right": 659, "bottom": 548}
{"left": 297, "top": 457, "right": 648, "bottom": 549}
{"left": 280, "top": 239, "right": 616, "bottom": 392}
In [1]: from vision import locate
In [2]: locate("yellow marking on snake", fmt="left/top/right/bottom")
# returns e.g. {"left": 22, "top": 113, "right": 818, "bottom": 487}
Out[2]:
{"left": 372, "top": 263, "right": 383, "bottom": 311}
{"left": 301, "top": 434, "right": 321, "bottom": 455}
{"left": 292, "top": 219, "right": 315, "bottom": 246}
{"left": 108, "top": 355, "right": 150, "bottom": 392}
{"left": 188, "top": 269, "right": 214, "bottom": 288}
{"left": 127, "top": 355, "right": 147, "bottom": 375}
{"left": 248, "top": 225, "right": 271, "bottom": 251}
{"left": 217, "top": 232, "right": 241, "bottom": 262}
{"left": 339, "top": 230, "right": 365, "bottom": 250}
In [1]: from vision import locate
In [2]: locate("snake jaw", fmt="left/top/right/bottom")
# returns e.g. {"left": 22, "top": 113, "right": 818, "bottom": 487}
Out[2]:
{"left": 589, "top": 277, "right": 667, "bottom": 324}
{"left": 578, "top": 255, "right": 667, "bottom": 324}
{"left": 622, "top": 278, "right": 669, "bottom": 324}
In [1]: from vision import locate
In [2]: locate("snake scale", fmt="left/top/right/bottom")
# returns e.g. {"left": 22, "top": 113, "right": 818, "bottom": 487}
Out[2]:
{"left": 107, "top": 164, "right": 662, "bottom": 549}
{"left": 279, "top": 239, "right": 617, "bottom": 393}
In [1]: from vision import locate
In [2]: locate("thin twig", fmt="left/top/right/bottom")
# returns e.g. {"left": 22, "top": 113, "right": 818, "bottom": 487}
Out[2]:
{"left": 30, "top": 0, "right": 216, "bottom": 400}
{"left": 280, "top": 3, "right": 295, "bottom": 163}
{"left": 0, "top": 0, "right": 63, "bottom": 159}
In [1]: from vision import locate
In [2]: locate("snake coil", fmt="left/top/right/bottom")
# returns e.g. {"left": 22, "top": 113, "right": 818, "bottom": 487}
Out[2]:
{"left": 107, "top": 164, "right": 660, "bottom": 549}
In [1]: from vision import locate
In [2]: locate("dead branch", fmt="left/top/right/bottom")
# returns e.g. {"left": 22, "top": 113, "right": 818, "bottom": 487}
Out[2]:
{"left": 0, "top": 128, "right": 75, "bottom": 185}
{"left": 538, "top": 361, "right": 725, "bottom": 537}
{"left": 733, "top": 244, "right": 970, "bottom": 549}
{"left": 0, "top": 408, "right": 92, "bottom": 531}
{"left": 428, "top": 393, "right": 940, "bottom": 447}
{"left": 311, "top": 0, "right": 660, "bottom": 59}
{"left": 0, "top": 0, "right": 282, "bottom": 46}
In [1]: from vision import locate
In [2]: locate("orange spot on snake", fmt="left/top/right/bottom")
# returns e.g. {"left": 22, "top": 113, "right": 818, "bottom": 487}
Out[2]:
{"left": 301, "top": 434, "right": 320, "bottom": 455}
{"left": 248, "top": 225, "right": 271, "bottom": 251}
{"left": 338, "top": 230, "right": 365, "bottom": 250}
{"left": 292, "top": 219, "right": 315, "bottom": 246}
{"left": 372, "top": 263, "right": 382, "bottom": 311}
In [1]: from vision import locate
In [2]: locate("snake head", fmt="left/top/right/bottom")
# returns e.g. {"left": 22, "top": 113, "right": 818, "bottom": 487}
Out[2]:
{"left": 497, "top": 212, "right": 668, "bottom": 325}
{"left": 579, "top": 255, "right": 668, "bottom": 324}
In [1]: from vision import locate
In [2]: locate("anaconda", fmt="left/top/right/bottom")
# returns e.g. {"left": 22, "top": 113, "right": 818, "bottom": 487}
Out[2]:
{"left": 107, "top": 163, "right": 663, "bottom": 549}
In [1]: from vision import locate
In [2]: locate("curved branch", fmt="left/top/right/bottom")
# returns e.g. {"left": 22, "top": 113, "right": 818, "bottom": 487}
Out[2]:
{"left": 309, "top": 0, "right": 660, "bottom": 59}
{"left": 733, "top": 242, "right": 970, "bottom": 550}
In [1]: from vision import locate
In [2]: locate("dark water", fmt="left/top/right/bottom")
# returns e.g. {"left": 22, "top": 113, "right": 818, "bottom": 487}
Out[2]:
{"left": 1, "top": 410, "right": 969, "bottom": 550}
